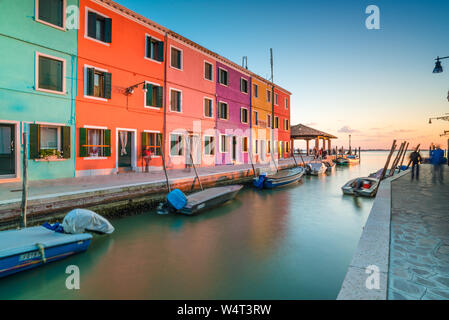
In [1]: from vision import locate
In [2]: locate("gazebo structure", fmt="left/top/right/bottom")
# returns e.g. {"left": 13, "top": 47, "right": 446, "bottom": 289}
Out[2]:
{"left": 290, "top": 124, "right": 338, "bottom": 156}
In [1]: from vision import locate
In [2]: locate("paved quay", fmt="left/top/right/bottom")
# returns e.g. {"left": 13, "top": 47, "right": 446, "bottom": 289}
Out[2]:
{"left": 388, "top": 164, "right": 449, "bottom": 300}
{"left": 0, "top": 157, "right": 314, "bottom": 229}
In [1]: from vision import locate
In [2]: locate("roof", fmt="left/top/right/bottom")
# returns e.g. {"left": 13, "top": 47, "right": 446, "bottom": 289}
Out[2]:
{"left": 290, "top": 124, "right": 338, "bottom": 140}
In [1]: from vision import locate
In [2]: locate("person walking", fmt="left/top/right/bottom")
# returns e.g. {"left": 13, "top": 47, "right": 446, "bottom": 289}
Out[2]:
{"left": 143, "top": 146, "right": 152, "bottom": 173}
{"left": 409, "top": 149, "right": 422, "bottom": 180}
{"left": 430, "top": 145, "right": 445, "bottom": 183}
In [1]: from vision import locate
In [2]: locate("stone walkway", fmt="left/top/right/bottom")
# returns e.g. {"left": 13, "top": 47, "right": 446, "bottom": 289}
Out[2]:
{"left": 389, "top": 164, "right": 449, "bottom": 300}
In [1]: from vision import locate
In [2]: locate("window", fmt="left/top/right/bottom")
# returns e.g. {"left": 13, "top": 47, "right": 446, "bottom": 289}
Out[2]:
{"left": 218, "top": 102, "right": 228, "bottom": 120}
{"left": 241, "top": 108, "right": 248, "bottom": 124}
{"left": 284, "top": 119, "right": 289, "bottom": 130}
{"left": 254, "top": 139, "right": 259, "bottom": 154}
{"left": 86, "top": 68, "right": 111, "bottom": 99}
{"left": 275, "top": 93, "right": 279, "bottom": 105}
{"left": 253, "top": 111, "right": 259, "bottom": 126}
{"left": 240, "top": 78, "right": 248, "bottom": 93}
{"left": 146, "top": 36, "right": 164, "bottom": 62}
{"left": 37, "top": 0, "right": 65, "bottom": 29}
{"left": 37, "top": 53, "right": 65, "bottom": 93}
{"left": 267, "top": 140, "right": 271, "bottom": 153}
{"left": 267, "top": 114, "right": 271, "bottom": 128}
{"left": 286, "top": 141, "right": 290, "bottom": 153}
{"left": 219, "top": 68, "right": 228, "bottom": 86}
{"left": 275, "top": 116, "right": 279, "bottom": 129}
{"left": 170, "top": 133, "right": 184, "bottom": 156}
{"left": 220, "top": 135, "right": 229, "bottom": 153}
{"left": 170, "top": 47, "right": 182, "bottom": 70}
{"left": 204, "top": 136, "right": 215, "bottom": 155}
{"left": 204, "top": 62, "right": 213, "bottom": 81}
{"left": 285, "top": 98, "right": 289, "bottom": 109}
{"left": 242, "top": 137, "right": 248, "bottom": 153}
{"left": 79, "top": 128, "right": 111, "bottom": 158}
{"left": 170, "top": 89, "right": 182, "bottom": 112}
{"left": 29, "top": 124, "right": 71, "bottom": 159}
{"left": 267, "top": 90, "right": 271, "bottom": 103}
{"left": 204, "top": 98, "right": 213, "bottom": 118}
{"left": 87, "top": 11, "right": 112, "bottom": 43}
{"left": 145, "top": 83, "right": 163, "bottom": 108}
{"left": 253, "top": 84, "right": 258, "bottom": 98}
{"left": 142, "top": 132, "right": 162, "bottom": 156}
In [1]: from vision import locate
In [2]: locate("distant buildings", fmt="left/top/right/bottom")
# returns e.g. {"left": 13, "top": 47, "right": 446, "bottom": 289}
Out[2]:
{"left": 0, "top": 0, "right": 291, "bottom": 183}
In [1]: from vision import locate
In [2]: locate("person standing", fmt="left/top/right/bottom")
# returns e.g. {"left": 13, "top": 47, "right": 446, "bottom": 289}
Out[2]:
{"left": 143, "top": 146, "right": 152, "bottom": 173}
{"left": 430, "top": 145, "right": 444, "bottom": 183}
{"left": 409, "top": 149, "right": 422, "bottom": 180}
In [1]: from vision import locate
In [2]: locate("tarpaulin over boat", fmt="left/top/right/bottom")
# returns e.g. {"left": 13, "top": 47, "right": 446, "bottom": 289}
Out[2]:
{"left": 62, "top": 209, "right": 115, "bottom": 235}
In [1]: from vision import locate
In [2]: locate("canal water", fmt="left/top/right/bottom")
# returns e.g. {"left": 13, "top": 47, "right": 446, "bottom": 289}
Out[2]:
{"left": 0, "top": 152, "right": 399, "bottom": 299}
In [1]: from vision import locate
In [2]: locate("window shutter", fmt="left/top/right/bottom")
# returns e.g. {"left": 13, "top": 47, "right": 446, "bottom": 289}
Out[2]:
{"left": 79, "top": 128, "right": 88, "bottom": 157}
{"left": 177, "top": 92, "right": 181, "bottom": 111}
{"left": 104, "top": 129, "right": 111, "bottom": 157}
{"left": 142, "top": 132, "right": 148, "bottom": 150}
{"left": 156, "top": 86, "right": 163, "bottom": 108}
{"left": 104, "top": 18, "right": 112, "bottom": 43}
{"left": 146, "top": 83, "right": 153, "bottom": 106}
{"left": 157, "top": 41, "right": 164, "bottom": 62}
{"left": 177, "top": 50, "right": 181, "bottom": 69}
{"left": 157, "top": 133, "right": 163, "bottom": 156}
{"left": 86, "top": 68, "right": 94, "bottom": 96}
{"left": 103, "top": 72, "right": 112, "bottom": 99}
{"left": 29, "top": 124, "right": 40, "bottom": 159}
{"left": 62, "top": 126, "right": 71, "bottom": 159}
{"left": 87, "top": 12, "right": 97, "bottom": 39}
{"left": 146, "top": 36, "right": 152, "bottom": 58}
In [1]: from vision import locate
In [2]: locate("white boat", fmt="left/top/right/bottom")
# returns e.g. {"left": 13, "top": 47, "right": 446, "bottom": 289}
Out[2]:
{"left": 306, "top": 162, "right": 327, "bottom": 176}
{"left": 341, "top": 177, "right": 379, "bottom": 197}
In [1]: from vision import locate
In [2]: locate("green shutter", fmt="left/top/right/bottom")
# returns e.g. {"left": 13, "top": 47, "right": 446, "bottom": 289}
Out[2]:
{"left": 104, "top": 129, "right": 111, "bottom": 157}
{"left": 176, "top": 91, "right": 181, "bottom": 111}
{"left": 156, "top": 86, "right": 163, "bottom": 108}
{"left": 146, "top": 83, "right": 153, "bottom": 106}
{"left": 177, "top": 50, "right": 181, "bottom": 69}
{"left": 79, "top": 128, "right": 88, "bottom": 157}
{"left": 104, "top": 72, "right": 112, "bottom": 99}
{"left": 87, "top": 12, "right": 97, "bottom": 39}
{"left": 157, "top": 133, "right": 163, "bottom": 156}
{"left": 62, "top": 126, "right": 71, "bottom": 159}
{"left": 104, "top": 18, "right": 112, "bottom": 43}
{"left": 146, "top": 36, "right": 152, "bottom": 58}
{"left": 29, "top": 124, "right": 40, "bottom": 159}
{"left": 142, "top": 132, "right": 148, "bottom": 151}
{"left": 86, "top": 68, "right": 94, "bottom": 96}
{"left": 157, "top": 41, "right": 164, "bottom": 62}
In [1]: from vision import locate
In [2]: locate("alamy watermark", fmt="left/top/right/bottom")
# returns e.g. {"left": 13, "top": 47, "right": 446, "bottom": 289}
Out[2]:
{"left": 65, "top": 265, "right": 80, "bottom": 290}
{"left": 365, "top": 5, "right": 380, "bottom": 30}
{"left": 365, "top": 265, "right": 380, "bottom": 290}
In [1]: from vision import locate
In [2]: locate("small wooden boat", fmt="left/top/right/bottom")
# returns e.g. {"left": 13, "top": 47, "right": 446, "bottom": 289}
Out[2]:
{"left": 253, "top": 167, "right": 305, "bottom": 189}
{"left": 0, "top": 227, "right": 92, "bottom": 278}
{"left": 306, "top": 162, "right": 327, "bottom": 176}
{"left": 335, "top": 157, "right": 349, "bottom": 165}
{"left": 158, "top": 185, "right": 243, "bottom": 215}
{"left": 341, "top": 177, "right": 379, "bottom": 197}
{"left": 346, "top": 155, "right": 360, "bottom": 165}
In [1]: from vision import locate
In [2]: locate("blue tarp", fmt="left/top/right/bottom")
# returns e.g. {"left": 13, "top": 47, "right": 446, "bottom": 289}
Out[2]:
{"left": 167, "top": 189, "right": 187, "bottom": 210}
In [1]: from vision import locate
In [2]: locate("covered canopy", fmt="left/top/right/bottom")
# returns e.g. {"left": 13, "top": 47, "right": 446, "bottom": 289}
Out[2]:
{"left": 290, "top": 124, "right": 337, "bottom": 140}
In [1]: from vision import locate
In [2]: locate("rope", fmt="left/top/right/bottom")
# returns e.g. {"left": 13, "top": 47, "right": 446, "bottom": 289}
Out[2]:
{"left": 36, "top": 243, "right": 47, "bottom": 264}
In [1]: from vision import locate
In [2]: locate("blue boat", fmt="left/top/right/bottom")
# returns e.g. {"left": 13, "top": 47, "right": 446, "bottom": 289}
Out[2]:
{"left": 0, "top": 226, "right": 92, "bottom": 278}
{"left": 253, "top": 167, "right": 305, "bottom": 189}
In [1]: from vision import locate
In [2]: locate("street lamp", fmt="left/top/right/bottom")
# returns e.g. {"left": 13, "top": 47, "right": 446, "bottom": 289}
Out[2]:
{"left": 433, "top": 56, "right": 449, "bottom": 73}
{"left": 125, "top": 81, "right": 148, "bottom": 95}
{"left": 429, "top": 114, "right": 449, "bottom": 124}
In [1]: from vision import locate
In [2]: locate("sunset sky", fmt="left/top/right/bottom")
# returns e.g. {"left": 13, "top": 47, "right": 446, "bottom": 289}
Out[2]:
{"left": 119, "top": 0, "right": 449, "bottom": 150}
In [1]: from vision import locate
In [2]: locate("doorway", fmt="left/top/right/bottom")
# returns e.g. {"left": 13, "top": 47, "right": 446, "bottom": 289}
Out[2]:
{"left": 118, "top": 130, "right": 133, "bottom": 170}
{"left": 186, "top": 134, "right": 201, "bottom": 165}
{"left": 231, "top": 136, "right": 237, "bottom": 162}
{"left": 0, "top": 124, "right": 15, "bottom": 177}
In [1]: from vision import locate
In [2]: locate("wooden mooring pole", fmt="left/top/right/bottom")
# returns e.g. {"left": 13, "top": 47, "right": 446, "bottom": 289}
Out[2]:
{"left": 398, "top": 142, "right": 409, "bottom": 173}
{"left": 20, "top": 132, "right": 28, "bottom": 229}
{"left": 379, "top": 140, "right": 397, "bottom": 181}
{"left": 389, "top": 142, "right": 405, "bottom": 177}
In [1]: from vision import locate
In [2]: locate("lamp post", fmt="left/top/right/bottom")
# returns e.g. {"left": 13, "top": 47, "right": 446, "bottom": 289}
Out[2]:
{"left": 432, "top": 56, "right": 449, "bottom": 73}
{"left": 125, "top": 81, "right": 148, "bottom": 95}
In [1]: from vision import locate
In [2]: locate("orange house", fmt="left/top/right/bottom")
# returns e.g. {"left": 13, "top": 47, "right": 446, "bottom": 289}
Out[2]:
{"left": 76, "top": 0, "right": 167, "bottom": 176}
{"left": 164, "top": 33, "right": 217, "bottom": 169}
{"left": 273, "top": 86, "right": 292, "bottom": 159}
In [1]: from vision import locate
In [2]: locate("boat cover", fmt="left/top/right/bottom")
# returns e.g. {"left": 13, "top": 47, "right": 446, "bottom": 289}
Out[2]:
{"left": 167, "top": 189, "right": 188, "bottom": 210}
{"left": 0, "top": 226, "right": 92, "bottom": 258}
{"left": 62, "top": 209, "right": 115, "bottom": 234}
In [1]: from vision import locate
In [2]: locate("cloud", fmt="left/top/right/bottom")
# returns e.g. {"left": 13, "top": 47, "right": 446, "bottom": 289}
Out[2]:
{"left": 338, "top": 125, "right": 359, "bottom": 133}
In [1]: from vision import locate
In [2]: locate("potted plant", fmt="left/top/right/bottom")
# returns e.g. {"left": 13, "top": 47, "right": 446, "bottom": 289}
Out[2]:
{"left": 39, "top": 149, "right": 62, "bottom": 160}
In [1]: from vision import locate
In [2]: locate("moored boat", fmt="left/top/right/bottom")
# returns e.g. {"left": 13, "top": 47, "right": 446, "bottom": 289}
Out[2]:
{"left": 306, "top": 162, "right": 327, "bottom": 176}
{"left": 253, "top": 167, "right": 305, "bottom": 189}
{"left": 158, "top": 185, "right": 243, "bottom": 215}
{"left": 335, "top": 157, "right": 349, "bottom": 165}
{"left": 341, "top": 177, "right": 379, "bottom": 197}
{"left": 324, "top": 161, "right": 336, "bottom": 173}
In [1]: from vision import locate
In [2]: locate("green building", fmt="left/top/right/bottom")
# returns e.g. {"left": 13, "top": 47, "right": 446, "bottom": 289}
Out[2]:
{"left": 0, "top": 0, "right": 78, "bottom": 182}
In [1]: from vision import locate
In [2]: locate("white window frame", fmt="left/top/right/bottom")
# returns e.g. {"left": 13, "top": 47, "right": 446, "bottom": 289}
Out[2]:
{"left": 169, "top": 132, "right": 184, "bottom": 157}
{"left": 240, "top": 107, "right": 248, "bottom": 124}
{"left": 254, "top": 139, "right": 259, "bottom": 155}
{"left": 274, "top": 93, "right": 279, "bottom": 106}
{"left": 240, "top": 77, "right": 248, "bottom": 94}
{"left": 83, "top": 64, "right": 108, "bottom": 101}
{"left": 219, "top": 134, "right": 229, "bottom": 153}
{"left": 218, "top": 101, "right": 229, "bottom": 120}
{"left": 285, "top": 119, "right": 289, "bottom": 131}
{"left": 169, "top": 45, "right": 183, "bottom": 71}
{"left": 253, "top": 110, "right": 259, "bottom": 126}
{"left": 203, "top": 97, "right": 214, "bottom": 118}
{"left": 218, "top": 68, "right": 228, "bottom": 87}
{"left": 84, "top": 7, "right": 110, "bottom": 46}
{"left": 143, "top": 130, "right": 162, "bottom": 158}
{"left": 39, "top": 125, "right": 62, "bottom": 151}
{"left": 253, "top": 83, "right": 259, "bottom": 98}
{"left": 285, "top": 97, "right": 289, "bottom": 109}
{"left": 267, "top": 89, "right": 271, "bottom": 103}
{"left": 35, "top": 0, "right": 67, "bottom": 31}
{"left": 144, "top": 33, "right": 163, "bottom": 64}
{"left": 169, "top": 88, "right": 183, "bottom": 113}
{"left": 275, "top": 116, "right": 279, "bottom": 129}
{"left": 82, "top": 125, "right": 108, "bottom": 160}
{"left": 267, "top": 114, "right": 271, "bottom": 128}
{"left": 203, "top": 135, "right": 215, "bottom": 156}
{"left": 35, "top": 51, "right": 67, "bottom": 95}
{"left": 204, "top": 60, "right": 214, "bottom": 82}
{"left": 144, "top": 80, "right": 163, "bottom": 110}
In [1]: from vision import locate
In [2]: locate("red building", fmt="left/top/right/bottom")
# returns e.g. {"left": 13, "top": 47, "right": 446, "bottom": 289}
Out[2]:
{"left": 273, "top": 86, "right": 292, "bottom": 159}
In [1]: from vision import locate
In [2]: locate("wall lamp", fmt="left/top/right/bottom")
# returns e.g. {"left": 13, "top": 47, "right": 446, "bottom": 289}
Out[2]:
{"left": 433, "top": 56, "right": 449, "bottom": 73}
{"left": 429, "top": 114, "right": 449, "bottom": 124}
{"left": 125, "top": 81, "right": 147, "bottom": 95}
